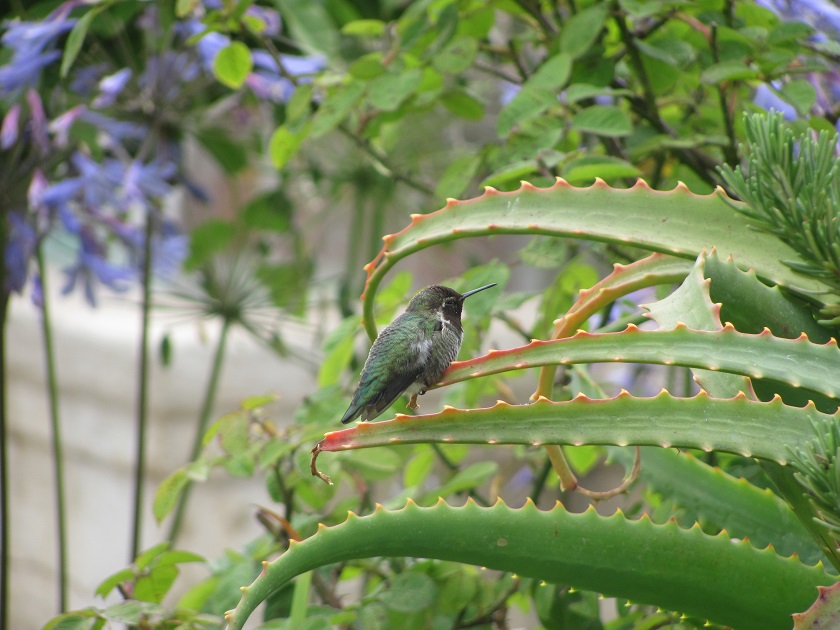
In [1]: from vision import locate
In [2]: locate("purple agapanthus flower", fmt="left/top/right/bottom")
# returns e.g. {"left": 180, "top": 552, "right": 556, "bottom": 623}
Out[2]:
{"left": 247, "top": 52, "right": 323, "bottom": 102}
{"left": 122, "top": 159, "right": 177, "bottom": 209}
{"left": 113, "top": 219, "right": 188, "bottom": 278}
{"left": 5, "top": 212, "right": 37, "bottom": 294}
{"left": 79, "top": 110, "right": 147, "bottom": 142}
{"left": 757, "top": 0, "right": 840, "bottom": 36}
{"left": 92, "top": 68, "right": 133, "bottom": 108}
{"left": 70, "top": 63, "right": 110, "bottom": 96}
{"left": 140, "top": 52, "right": 201, "bottom": 102}
{"left": 185, "top": 20, "right": 321, "bottom": 102}
{"left": 1, "top": 103, "right": 20, "bottom": 148}
{"left": 49, "top": 105, "right": 87, "bottom": 147}
{"left": 62, "top": 230, "right": 135, "bottom": 306}
{"left": 753, "top": 84, "right": 798, "bottom": 119}
{"left": 71, "top": 153, "right": 126, "bottom": 209}
{"left": 0, "top": 2, "right": 80, "bottom": 95}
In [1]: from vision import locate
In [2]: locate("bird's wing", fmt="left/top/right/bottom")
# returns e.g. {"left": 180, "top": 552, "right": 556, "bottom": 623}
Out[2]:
{"left": 340, "top": 315, "right": 430, "bottom": 423}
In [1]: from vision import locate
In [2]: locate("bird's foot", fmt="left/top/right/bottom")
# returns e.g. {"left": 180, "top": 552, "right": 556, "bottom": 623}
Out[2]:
{"left": 407, "top": 393, "right": 419, "bottom": 409}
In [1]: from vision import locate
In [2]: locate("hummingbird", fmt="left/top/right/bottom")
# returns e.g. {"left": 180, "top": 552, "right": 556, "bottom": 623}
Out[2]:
{"left": 340, "top": 283, "right": 497, "bottom": 424}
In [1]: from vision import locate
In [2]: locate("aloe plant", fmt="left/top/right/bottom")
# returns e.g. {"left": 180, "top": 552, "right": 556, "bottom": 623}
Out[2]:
{"left": 222, "top": 114, "right": 840, "bottom": 629}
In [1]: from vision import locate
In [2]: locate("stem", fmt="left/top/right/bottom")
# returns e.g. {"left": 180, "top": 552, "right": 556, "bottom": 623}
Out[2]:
{"left": 710, "top": 23, "right": 739, "bottom": 167}
{"left": 130, "top": 210, "right": 156, "bottom": 560}
{"left": 337, "top": 125, "right": 436, "bottom": 197}
{"left": 545, "top": 445, "right": 578, "bottom": 491}
{"left": 338, "top": 190, "right": 366, "bottom": 318}
{"left": 0, "top": 215, "right": 9, "bottom": 629}
{"left": 167, "top": 317, "right": 232, "bottom": 544}
{"left": 36, "top": 248, "right": 68, "bottom": 612}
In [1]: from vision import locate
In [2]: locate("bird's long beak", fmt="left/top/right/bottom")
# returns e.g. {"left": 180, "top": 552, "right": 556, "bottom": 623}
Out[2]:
{"left": 459, "top": 283, "right": 497, "bottom": 301}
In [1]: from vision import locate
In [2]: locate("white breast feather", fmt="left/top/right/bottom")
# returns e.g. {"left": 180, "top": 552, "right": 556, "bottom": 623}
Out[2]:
{"left": 411, "top": 337, "right": 433, "bottom": 364}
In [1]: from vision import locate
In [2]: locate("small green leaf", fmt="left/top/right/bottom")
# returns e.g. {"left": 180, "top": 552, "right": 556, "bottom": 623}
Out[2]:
{"left": 519, "top": 236, "right": 569, "bottom": 269}
{"left": 562, "top": 156, "right": 640, "bottom": 183}
{"left": 480, "top": 160, "right": 539, "bottom": 189}
{"left": 349, "top": 52, "right": 385, "bottom": 80}
{"left": 318, "top": 316, "right": 360, "bottom": 387}
{"left": 378, "top": 572, "right": 438, "bottom": 613}
{"left": 61, "top": 10, "right": 96, "bottom": 78}
{"left": 186, "top": 219, "right": 236, "bottom": 270}
{"left": 619, "top": 0, "right": 666, "bottom": 19}
{"left": 560, "top": 5, "right": 607, "bottom": 59}
{"left": 571, "top": 105, "right": 633, "bottom": 137}
{"left": 458, "top": 7, "right": 495, "bottom": 38}
{"left": 274, "top": 0, "right": 339, "bottom": 59}
{"left": 42, "top": 612, "right": 97, "bottom": 630}
{"left": 134, "top": 564, "right": 178, "bottom": 604}
{"left": 242, "top": 189, "right": 292, "bottom": 232}
{"left": 177, "top": 575, "right": 218, "bottom": 611}
{"left": 153, "top": 469, "right": 188, "bottom": 523}
{"left": 780, "top": 80, "right": 816, "bottom": 115}
{"left": 635, "top": 38, "right": 694, "bottom": 67}
{"left": 135, "top": 542, "right": 170, "bottom": 570}
{"left": 434, "top": 461, "right": 498, "bottom": 497}
{"left": 269, "top": 123, "right": 310, "bottom": 169}
{"left": 100, "top": 601, "right": 164, "bottom": 624}
{"left": 403, "top": 448, "right": 435, "bottom": 487}
{"left": 242, "top": 14, "right": 268, "bottom": 34}
{"left": 175, "top": 0, "right": 200, "bottom": 17}
{"left": 213, "top": 41, "right": 253, "bottom": 89}
{"left": 195, "top": 127, "right": 248, "bottom": 174}
{"left": 344, "top": 447, "right": 404, "bottom": 480}
{"left": 565, "top": 83, "right": 634, "bottom": 104}
{"left": 342, "top": 19, "right": 386, "bottom": 36}
{"left": 159, "top": 334, "right": 172, "bottom": 367}
{"left": 286, "top": 82, "right": 314, "bottom": 127}
{"left": 156, "top": 550, "right": 205, "bottom": 567}
{"left": 368, "top": 68, "right": 423, "bottom": 111}
{"left": 242, "top": 394, "right": 278, "bottom": 411}
{"left": 311, "top": 82, "right": 366, "bottom": 137}
{"left": 95, "top": 568, "right": 136, "bottom": 598}
{"left": 768, "top": 20, "right": 815, "bottom": 44}
{"left": 432, "top": 36, "right": 478, "bottom": 73}
{"left": 436, "top": 154, "right": 482, "bottom": 200}
{"left": 439, "top": 89, "right": 484, "bottom": 120}
{"left": 563, "top": 445, "right": 603, "bottom": 476}
{"left": 700, "top": 61, "right": 758, "bottom": 84}
{"left": 497, "top": 53, "right": 571, "bottom": 136}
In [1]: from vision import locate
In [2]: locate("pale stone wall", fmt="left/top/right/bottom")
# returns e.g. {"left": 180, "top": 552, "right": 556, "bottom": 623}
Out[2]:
{"left": 7, "top": 276, "right": 317, "bottom": 628}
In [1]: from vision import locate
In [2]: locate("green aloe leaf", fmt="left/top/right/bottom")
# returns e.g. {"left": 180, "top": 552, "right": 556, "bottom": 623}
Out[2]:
{"left": 316, "top": 392, "right": 830, "bottom": 464}
{"left": 225, "top": 499, "right": 834, "bottom": 630}
{"left": 611, "top": 447, "right": 822, "bottom": 566}
{"left": 440, "top": 324, "right": 840, "bottom": 401}
{"left": 361, "top": 180, "right": 826, "bottom": 340}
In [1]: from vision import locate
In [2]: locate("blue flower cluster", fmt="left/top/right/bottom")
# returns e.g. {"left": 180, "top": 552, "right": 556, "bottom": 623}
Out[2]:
{"left": 0, "top": 0, "right": 318, "bottom": 307}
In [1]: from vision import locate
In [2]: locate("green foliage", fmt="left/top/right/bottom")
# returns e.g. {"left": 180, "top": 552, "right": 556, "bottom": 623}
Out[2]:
{"left": 719, "top": 112, "right": 840, "bottom": 323}
{"left": 23, "top": 0, "right": 840, "bottom": 628}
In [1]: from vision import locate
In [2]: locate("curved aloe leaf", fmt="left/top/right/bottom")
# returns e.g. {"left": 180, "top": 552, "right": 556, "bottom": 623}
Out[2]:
{"left": 611, "top": 447, "right": 821, "bottom": 565}
{"left": 316, "top": 392, "right": 832, "bottom": 464}
{"left": 361, "top": 179, "right": 825, "bottom": 339}
{"left": 644, "top": 253, "right": 840, "bottom": 571}
{"left": 553, "top": 253, "right": 692, "bottom": 338}
{"left": 225, "top": 499, "right": 833, "bottom": 630}
{"left": 703, "top": 250, "right": 839, "bottom": 412}
{"left": 704, "top": 251, "right": 834, "bottom": 343}
{"left": 440, "top": 324, "right": 840, "bottom": 401}
{"left": 535, "top": 252, "right": 692, "bottom": 397}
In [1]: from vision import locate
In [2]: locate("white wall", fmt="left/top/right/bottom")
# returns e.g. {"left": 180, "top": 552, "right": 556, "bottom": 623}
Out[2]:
{"left": 7, "top": 275, "right": 317, "bottom": 628}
